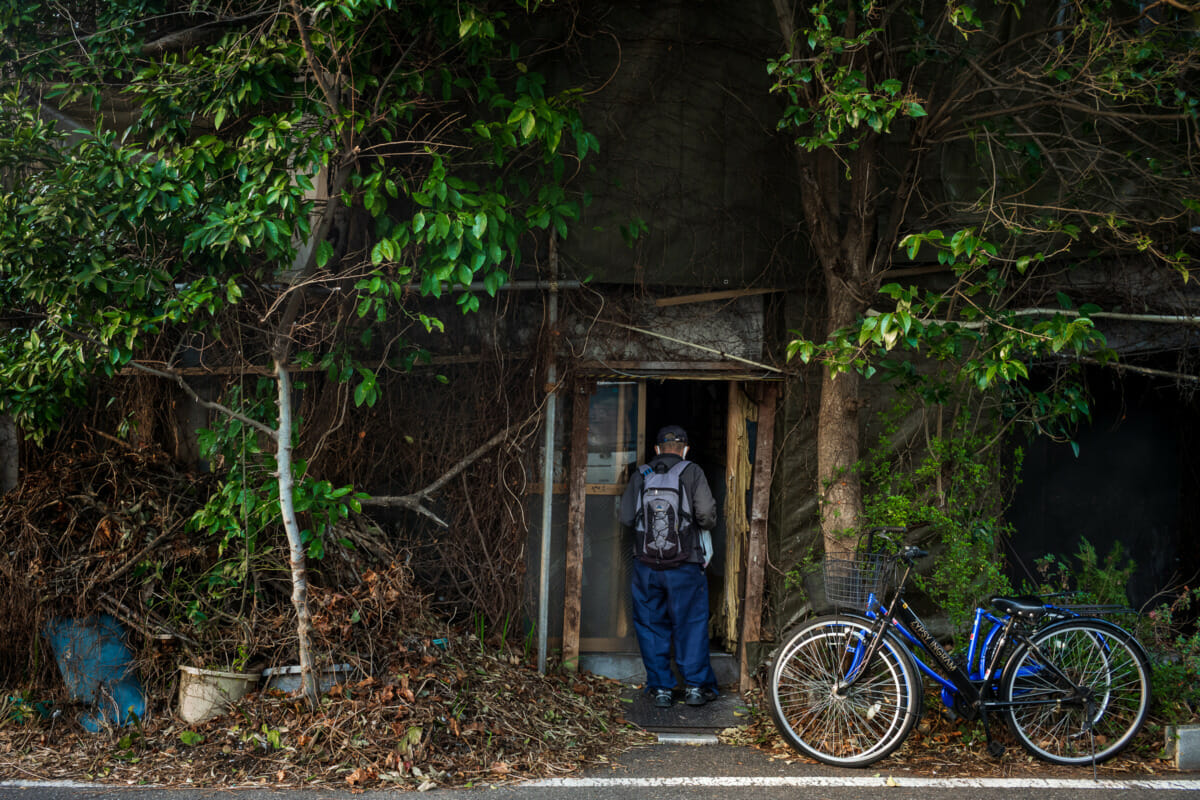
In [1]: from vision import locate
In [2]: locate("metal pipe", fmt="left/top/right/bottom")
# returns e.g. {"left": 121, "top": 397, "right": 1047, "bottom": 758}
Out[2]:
{"left": 537, "top": 237, "right": 560, "bottom": 674}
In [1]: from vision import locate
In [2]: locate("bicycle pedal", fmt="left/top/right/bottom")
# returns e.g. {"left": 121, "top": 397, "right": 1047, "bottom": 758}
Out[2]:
{"left": 987, "top": 741, "right": 1005, "bottom": 758}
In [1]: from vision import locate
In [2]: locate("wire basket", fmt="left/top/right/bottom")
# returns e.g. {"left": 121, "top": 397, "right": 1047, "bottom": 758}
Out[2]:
{"left": 823, "top": 553, "right": 896, "bottom": 611}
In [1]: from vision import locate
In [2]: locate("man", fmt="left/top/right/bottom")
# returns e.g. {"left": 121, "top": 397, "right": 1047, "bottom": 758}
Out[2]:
{"left": 619, "top": 424, "right": 720, "bottom": 708}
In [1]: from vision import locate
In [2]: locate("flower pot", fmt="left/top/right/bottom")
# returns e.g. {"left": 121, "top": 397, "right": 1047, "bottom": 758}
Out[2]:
{"left": 262, "top": 663, "right": 355, "bottom": 695}
{"left": 177, "top": 665, "right": 261, "bottom": 723}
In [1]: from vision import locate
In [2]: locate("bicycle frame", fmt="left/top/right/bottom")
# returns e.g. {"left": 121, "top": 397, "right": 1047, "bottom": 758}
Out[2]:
{"left": 769, "top": 534, "right": 1151, "bottom": 767}
{"left": 858, "top": 591, "right": 990, "bottom": 716}
{"left": 866, "top": 598, "right": 1012, "bottom": 712}
{"left": 849, "top": 556, "right": 1093, "bottom": 736}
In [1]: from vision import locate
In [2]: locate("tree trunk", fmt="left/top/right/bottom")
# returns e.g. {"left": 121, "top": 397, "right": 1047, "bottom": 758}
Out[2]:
{"left": 817, "top": 276, "right": 864, "bottom": 558}
{"left": 274, "top": 360, "right": 320, "bottom": 707}
{"left": 0, "top": 415, "right": 18, "bottom": 492}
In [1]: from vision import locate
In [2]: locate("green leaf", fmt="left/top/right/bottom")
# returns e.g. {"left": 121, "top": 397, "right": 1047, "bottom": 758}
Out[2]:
{"left": 179, "top": 731, "right": 205, "bottom": 746}
{"left": 316, "top": 240, "right": 334, "bottom": 268}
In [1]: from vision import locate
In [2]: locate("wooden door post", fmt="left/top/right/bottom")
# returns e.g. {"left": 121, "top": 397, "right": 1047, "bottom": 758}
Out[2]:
{"left": 739, "top": 383, "right": 778, "bottom": 694}
{"left": 561, "top": 380, "right": 592, "bottom": 672}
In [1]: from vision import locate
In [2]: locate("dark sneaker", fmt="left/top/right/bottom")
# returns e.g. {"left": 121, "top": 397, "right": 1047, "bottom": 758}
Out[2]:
{"left": 684, "top": 686, "right": 707, "bottom": 706}
{"left": 653, "top": 688, "right": 674, "bottom": 708}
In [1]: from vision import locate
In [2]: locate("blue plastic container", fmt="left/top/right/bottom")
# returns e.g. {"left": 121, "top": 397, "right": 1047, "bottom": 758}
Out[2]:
{"left": 43, "top": 615, "right": 145, "bottom": 732}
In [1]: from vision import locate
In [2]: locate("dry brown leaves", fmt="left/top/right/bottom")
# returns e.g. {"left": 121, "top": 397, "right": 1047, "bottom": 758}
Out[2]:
{"left": 725, "top": 687, "right": 1179, "bottom": 780}
{"left": 0, "top": 446, "right": 649, "bottom": 790}
{"left": 0, "top": 634, "right": 649, "bottom": 790}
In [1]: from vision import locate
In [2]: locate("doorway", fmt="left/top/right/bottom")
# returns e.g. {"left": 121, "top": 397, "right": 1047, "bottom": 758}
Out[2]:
{"left": 576, "top": 379, "right": 731, "bottom": 653}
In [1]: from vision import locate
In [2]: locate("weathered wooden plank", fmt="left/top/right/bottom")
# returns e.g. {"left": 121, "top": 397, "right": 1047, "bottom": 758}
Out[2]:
{"left": 561, "top": 380, "right": 592, "bottom": 673}
{"left": 653, "top": 288, "right": 782, "bottom": 307}
{"left": 739, "top": 383, "right": 778, "bottom": 693}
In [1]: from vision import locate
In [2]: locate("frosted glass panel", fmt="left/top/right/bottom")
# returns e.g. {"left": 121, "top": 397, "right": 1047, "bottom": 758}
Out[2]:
{"left": 586, "top": 382, "right": 640, "bottom": 484}
{"left": 580, "top": 381, "right": 640, "bottom": 648}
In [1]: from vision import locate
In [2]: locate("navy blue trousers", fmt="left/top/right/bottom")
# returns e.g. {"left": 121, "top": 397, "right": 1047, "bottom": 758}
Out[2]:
{"left": 631, "top": 560, "right": 718, "bottom": 692}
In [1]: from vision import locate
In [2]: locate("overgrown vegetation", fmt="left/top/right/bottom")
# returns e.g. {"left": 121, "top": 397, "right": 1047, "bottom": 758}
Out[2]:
{"left": 0, "top": 443, "right": 645, "bottom": 789}
{"left": 859, "top": 400, "right": 1015, "bottom": 632}
{"left": 0, "top": 0, "right": 596, "bottom": 702}
{"left": 771, "top": 0, "right": 1200, "bottom": 553}
{"left": 1027, "top": 539, "right": 1200, "bottom": 727}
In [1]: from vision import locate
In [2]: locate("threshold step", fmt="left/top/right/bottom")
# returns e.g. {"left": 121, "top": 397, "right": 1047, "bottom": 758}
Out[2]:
{"left": 656, "top": 732, "right": 719, "bottom": 745}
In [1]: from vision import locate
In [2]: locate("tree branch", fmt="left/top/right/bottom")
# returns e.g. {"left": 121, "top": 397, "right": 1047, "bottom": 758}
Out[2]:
{"left": 140, "top": 12, "right": 273, "bottom": 57}
{"left": 123, "top": 359, "right": 278, "bottom": 439}
{"left": 361, "top": 413, "right": 539, "bottom": 526}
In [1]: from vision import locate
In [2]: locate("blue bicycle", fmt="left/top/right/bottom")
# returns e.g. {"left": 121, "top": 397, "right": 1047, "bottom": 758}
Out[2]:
{"left": 767, "top": 528, "right": 1152, "bottom": 767}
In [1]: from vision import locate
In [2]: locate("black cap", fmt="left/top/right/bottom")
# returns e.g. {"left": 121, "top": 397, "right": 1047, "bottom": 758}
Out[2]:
{"left": 656, "top": 425, "right": 688, "bottom": 445}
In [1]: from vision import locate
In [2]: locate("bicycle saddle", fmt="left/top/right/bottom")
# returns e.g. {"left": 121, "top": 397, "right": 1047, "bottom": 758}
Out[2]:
{"left": 990, "top": 595, "right": 1048, "bottom": 621}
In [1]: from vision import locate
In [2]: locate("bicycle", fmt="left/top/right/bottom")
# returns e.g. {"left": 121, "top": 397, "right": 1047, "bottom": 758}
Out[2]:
{"left": 766, "top": 527, "right": 1152, "bottom": 768}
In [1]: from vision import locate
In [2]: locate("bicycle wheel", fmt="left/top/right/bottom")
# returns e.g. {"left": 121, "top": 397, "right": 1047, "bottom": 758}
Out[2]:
{"left": 767, "top": 615, "right": 922, "bottom": 767}
{"left": 1000, "top": 619, "right": 1151, "bottom": 765}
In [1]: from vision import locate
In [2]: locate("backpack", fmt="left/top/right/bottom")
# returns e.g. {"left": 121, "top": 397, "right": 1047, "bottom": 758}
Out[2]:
{"left": 635, "top": 460, "right": 696, "bottom": 569}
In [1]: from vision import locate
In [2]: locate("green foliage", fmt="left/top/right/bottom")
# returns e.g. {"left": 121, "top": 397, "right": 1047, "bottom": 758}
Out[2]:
{"left": 189, "top": 380, "right": 363, "bottom": 565}
{"left": 0, "top": 1, "right": 595, "bottom": 675}
{"left": 1027, "top": 540, "right": 1200, "bottom": 723}
{"left": 859, "top": 400, "right": 1015, "bottom": 633}
{"left": 1027, "top": 537, "right": 1136, "bottom": 607}
{"left": 775, "top": 0, "right": 1197, "bottom": 463}
{"left": 1144, "top": 586, "right": 1200, "bottom": 724}
{"left": 0, "top": 0, "right": 595, "bottom": 438}
{"left": 767, "top": 1, "right": 926, "bottom": 153}
{"left": 787, "top": 229, "right": 1107, "bottom": 443}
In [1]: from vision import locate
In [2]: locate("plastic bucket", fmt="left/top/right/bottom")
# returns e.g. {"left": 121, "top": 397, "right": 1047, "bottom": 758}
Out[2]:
{"left": 262, "top": 663, "right": 355, "bottom": 695}
{"left": 177, "top": 665, "right": 261, "bottom": 723}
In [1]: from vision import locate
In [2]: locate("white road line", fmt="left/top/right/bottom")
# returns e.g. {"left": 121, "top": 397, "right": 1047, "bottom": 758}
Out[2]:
{"left": 528, "top": 776, "right": 1200, "bottom": 790}
{"left": 1, "top": 780, "right": 109, "bottom": 788}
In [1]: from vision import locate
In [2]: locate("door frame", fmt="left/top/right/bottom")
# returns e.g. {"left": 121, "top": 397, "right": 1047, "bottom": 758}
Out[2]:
{"left": 560, "top": 377, "right": 778, "bottom": 692}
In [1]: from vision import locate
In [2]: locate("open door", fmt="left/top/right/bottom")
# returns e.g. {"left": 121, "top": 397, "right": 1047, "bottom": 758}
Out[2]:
{"left": 562, "top": 380, "right": 736, "bottom": 663}
{"left": 576, "top": 381, "right": 644, "bottom": 652}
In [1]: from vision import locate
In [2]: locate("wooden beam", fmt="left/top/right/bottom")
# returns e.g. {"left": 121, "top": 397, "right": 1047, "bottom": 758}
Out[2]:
{"left": 561, "top": 380, "right": 592, "bottom": 673}
{"left": 654, "top": 288, "right": 783, "bottom": 307}
{"left": 739, "top": 383, "right": 778, "bottom": 694}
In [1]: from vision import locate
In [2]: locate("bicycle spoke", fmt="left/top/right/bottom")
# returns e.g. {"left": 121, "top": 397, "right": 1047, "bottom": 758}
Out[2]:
{"left": 769, "top": 617, "right": 920, "bottom": 766}
{"left": 1002, "top": 621, "right": 1150, "bottom": 765}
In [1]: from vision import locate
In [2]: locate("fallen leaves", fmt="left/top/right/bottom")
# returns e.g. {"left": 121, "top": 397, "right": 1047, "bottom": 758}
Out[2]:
{"left": 0, "top": 629, "right": 647, "bottom": 791}
{"left": 345, "top": 767, "right": 377, "bottom": 786}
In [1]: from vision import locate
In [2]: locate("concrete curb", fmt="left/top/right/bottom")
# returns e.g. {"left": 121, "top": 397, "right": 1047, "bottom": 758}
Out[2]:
{"left": 1167, "top": 724, "right": 1200, "bottom": 771}
{"left": 656, "top": 732, "right": 719, "bottom": 745}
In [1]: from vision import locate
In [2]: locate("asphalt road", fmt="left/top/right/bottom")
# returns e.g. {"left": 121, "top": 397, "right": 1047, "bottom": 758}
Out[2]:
{"left": 2, "top": 743, "right": 1199, "bottom": 800}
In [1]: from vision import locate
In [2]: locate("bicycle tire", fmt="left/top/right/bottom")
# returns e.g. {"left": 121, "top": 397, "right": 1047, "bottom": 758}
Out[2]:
{"left": 767, "top": 614, "right": 922, "bottom": 767}
{"left": 1000, "top": 618, "right": 1151, "bottom": 765}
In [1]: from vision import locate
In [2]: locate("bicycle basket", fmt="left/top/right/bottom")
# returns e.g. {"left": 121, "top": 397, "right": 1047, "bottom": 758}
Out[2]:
{"left": 823, "top": 553, "right": 895, "bottom": 611}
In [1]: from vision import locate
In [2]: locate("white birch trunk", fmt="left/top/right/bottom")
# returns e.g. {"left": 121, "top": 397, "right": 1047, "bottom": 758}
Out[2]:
{"left": 274, "top": 360, "right": 319, "bottom": 707}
